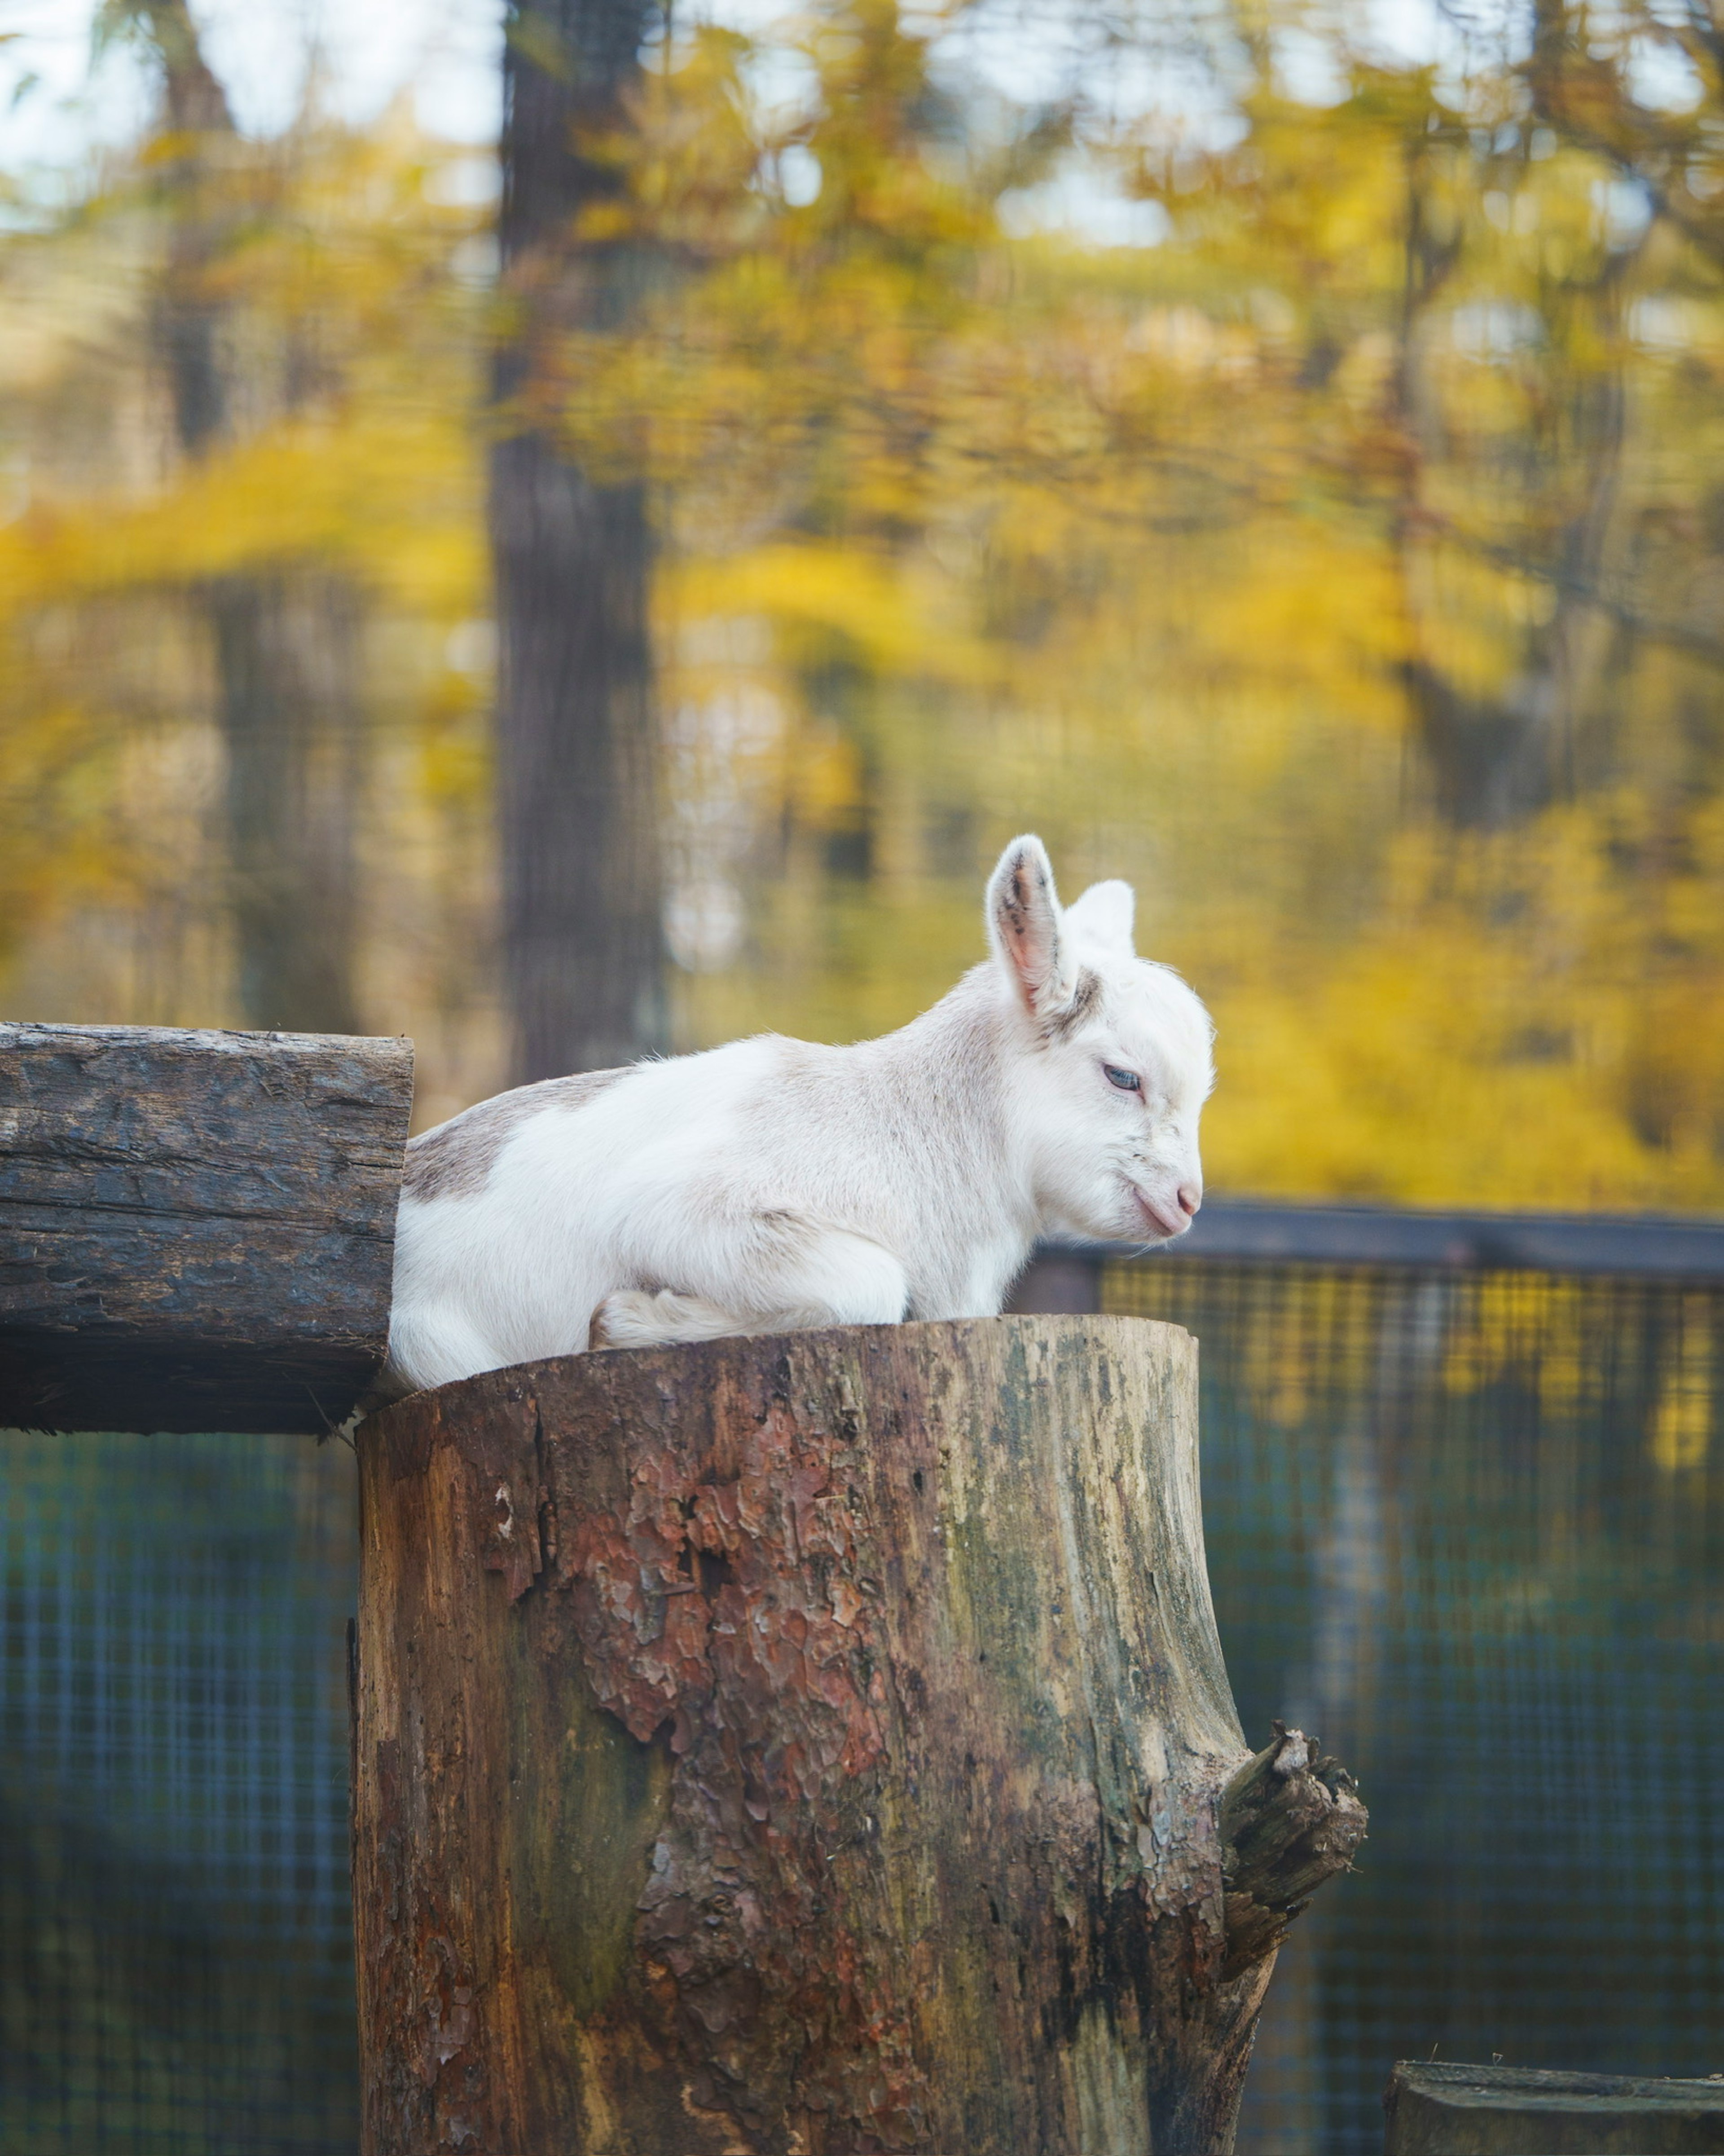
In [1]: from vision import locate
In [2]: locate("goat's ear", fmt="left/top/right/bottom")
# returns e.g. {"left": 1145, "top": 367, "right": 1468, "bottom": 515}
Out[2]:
{"left": 1064, "top": 879, "right": 1135, "bottom": 956}
{"left": 986, "top": 835, "right": 1076, "bottom": 1019}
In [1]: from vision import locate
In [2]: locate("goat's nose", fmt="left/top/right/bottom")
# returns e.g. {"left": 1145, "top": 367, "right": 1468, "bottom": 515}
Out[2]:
{"left": 1177, "top": 1183, "right": 1202, "bottom": 1218}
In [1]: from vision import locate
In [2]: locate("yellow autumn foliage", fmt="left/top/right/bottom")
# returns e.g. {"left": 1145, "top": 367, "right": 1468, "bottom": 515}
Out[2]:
{"left": 3, "top": 0, "right": 1724, "bottom": 1199}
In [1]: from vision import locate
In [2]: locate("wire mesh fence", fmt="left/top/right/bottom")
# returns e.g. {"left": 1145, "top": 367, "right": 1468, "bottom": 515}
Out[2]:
{"left": 1104, "top": 1260, "right": 1724, "bottom": 2156}
{"left": 2, "top": 1252, "right": 1720, "bottom": 2152}
{"left": 0, "top": 1429, "right": 359, "bottom": 2155}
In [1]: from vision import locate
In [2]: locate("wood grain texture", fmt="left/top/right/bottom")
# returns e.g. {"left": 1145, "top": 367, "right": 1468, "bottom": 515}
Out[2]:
{"left": 353, "top": 1316, "right": 1339, "bottom": 2155}
{"left": 0, "top": 1021, "right": 412, "bottom": 1433}
{"left": 1383, "top": 2062, "right": 1724, "bottom": 2154}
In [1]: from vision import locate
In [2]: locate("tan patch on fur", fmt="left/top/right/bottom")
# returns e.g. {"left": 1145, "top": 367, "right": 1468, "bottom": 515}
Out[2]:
{"left": 1043, "top": 966, "right": 1103, "bottom": 1043}
{"left": 404, "top": 1066, "right": 631, "bottom": 1202}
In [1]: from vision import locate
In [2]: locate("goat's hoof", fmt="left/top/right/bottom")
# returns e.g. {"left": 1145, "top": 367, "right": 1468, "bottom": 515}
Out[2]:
{"left": 589, "top": 1290, "right": 657, "bottom": 1350}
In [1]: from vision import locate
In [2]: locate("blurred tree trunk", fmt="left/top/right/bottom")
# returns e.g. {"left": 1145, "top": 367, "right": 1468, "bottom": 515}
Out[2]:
{"left": 492, "top": 0, "right": 667, "bottom": 1084}
{"left": 140, "top": 0, "right": 363, "bottom": 1035}
{"left": 209, "top": 577, "right": 363, "bottom": 1032}
{"left": 1391, "top": 115, "right": 1634, "bottom": 830}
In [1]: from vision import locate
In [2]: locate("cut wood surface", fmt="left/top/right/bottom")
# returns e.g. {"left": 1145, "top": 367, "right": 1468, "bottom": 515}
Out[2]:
{"left": 1384, "top": 2062, "right": 1724, "bottom": 2155}
{"left": 354, "top": 1315, "right": 1363, "bottom": 2155}
{"left": 0, "top": 1021, "right": 412, "bottom": 1434}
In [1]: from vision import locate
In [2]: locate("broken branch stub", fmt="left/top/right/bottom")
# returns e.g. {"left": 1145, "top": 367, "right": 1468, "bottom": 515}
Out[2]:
{"left": 353, "top": 1316, "right": 1362, "bottom": 2155}
{"left": 1218, "top": 1722, "right": 1368, "bottom": 1981}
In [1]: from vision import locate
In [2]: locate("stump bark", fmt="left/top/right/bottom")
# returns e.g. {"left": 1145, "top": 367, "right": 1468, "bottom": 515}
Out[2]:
{"left": 353, "top": 1316, "right": 1362, "bottom": 2155}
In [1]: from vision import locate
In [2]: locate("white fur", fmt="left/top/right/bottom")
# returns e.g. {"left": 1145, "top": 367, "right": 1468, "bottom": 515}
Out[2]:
{"left": 382, "top": 836, "right": 1214, "bottom": 1394}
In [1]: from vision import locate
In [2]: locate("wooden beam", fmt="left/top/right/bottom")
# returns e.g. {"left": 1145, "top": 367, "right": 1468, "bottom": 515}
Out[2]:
{"left": 0, "top": 1022, "right": 412, "bottom": 1435}
{"left": 1384, "top": 2061, "right": 1724, "bottom": 2153}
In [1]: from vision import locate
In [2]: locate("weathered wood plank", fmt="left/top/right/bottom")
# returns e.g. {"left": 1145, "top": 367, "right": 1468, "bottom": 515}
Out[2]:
{"left": 354, "top": 1317, "right": 1364, "bottom": 2155}
{"left": 0, "top": 1021, "right": 413, "bottom": 1434}
{"left": 1384, "top": 2061, "right": 1724, "bottom": 2154}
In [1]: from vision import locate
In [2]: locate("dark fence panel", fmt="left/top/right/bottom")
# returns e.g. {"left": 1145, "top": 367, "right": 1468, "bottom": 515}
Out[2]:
{"left": 0, "top": 1429, "right": 358, "bottom": 2155}
{"left": 1102, "top": 1261, "right": 1724, "bottom": 2156}
{"left": 2, "top": 1228, "right": 1720, "bottom": 2153}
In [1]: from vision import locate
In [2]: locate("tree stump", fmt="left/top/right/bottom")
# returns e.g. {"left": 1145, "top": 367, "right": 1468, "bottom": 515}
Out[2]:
{"left": 353, "top": 1316, "right": 1363, "bottom": 2155}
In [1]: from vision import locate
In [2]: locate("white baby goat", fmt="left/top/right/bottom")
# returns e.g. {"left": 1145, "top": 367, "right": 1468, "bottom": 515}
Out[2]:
{"left": 381, "top": 834, "right": 1213, "bottom": 1396}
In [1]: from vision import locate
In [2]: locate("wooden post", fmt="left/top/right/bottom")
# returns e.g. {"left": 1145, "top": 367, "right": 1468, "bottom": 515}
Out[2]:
{"left": 353, "top": 1316, "right": 1363, "bottom": 2155}
{"left": 1383, "top": 2062, "right": 1724, "bottom": 2154}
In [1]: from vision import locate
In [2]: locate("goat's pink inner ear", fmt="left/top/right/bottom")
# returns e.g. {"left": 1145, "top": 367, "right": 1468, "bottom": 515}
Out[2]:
{"left": 1007, "top": 865, "right": 1045, "bottom": 985}
{"left": 1001, "top": 868, "right": 1055, "bottom": 1004}
{"left": 987, "top": 834, "right": 1073, "bottom": 1015}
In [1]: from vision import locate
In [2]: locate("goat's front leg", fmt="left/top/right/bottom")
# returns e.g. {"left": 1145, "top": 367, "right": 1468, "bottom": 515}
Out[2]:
{"left": 591, "top": 1222, "right": 907, "bottom": 1349}
{"left": 590, "top": 1288, "right": 763, "bottom": 1348}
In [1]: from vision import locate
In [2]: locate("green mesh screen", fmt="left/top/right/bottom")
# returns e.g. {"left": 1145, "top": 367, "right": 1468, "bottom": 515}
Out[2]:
{"left": 4, "top": 1265, "right": 1721, "bottom": 2152}
{"left": 1103, "top": 1261, "right": 1724, "bottom": 2156}
{"left": 0, "top": 1429, "right": 359, "bottom": 2155}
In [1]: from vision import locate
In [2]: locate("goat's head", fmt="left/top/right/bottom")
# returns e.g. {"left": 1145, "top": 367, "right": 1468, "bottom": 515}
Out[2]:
{"left": 986, "top": 834, "right": 1214, "bottom": 1244}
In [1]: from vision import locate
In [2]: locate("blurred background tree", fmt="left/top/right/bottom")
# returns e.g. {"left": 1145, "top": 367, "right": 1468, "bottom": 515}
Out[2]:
{"left": 123, "top": 0, "right": 366, "bottom": 1035}
{"left": 2, "top": 0, "right": 1722, "bottom": 1203}
{"left": 493, "top": 0, "right": 667, "bottom": 1079}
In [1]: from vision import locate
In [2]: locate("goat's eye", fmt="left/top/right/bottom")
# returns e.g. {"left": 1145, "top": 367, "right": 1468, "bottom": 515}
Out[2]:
{"left": 1104, "top": 1065, "right": 1141, "bottom": 1093}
